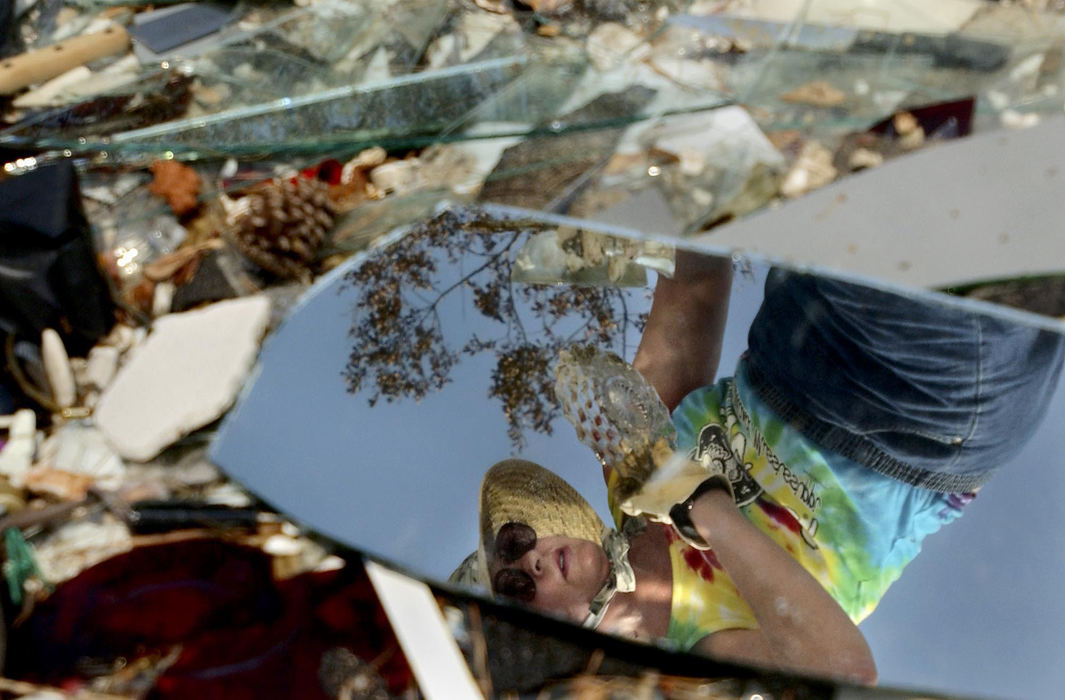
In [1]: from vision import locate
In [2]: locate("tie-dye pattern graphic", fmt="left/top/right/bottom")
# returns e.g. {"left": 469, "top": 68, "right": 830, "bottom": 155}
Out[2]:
{"left": 634, "top": 358, "right": 969, "bottom": 651}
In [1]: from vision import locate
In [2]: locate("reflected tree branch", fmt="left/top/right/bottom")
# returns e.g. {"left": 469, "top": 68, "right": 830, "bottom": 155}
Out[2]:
{"left": 340, "top": 208, "right": 648, "bottom": 447}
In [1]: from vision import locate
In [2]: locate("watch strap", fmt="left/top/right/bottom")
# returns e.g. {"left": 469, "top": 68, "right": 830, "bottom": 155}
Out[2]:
{"left": 667, "top": 475, "right": 733, "bottom": 550}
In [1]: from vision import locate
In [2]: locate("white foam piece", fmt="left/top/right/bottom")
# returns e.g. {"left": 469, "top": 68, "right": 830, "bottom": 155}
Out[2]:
{"left": 365, "top": 561, "right": 483, "bottom": 700}
{"left": 94, "top": 296, "right": 271, "bottom": 461}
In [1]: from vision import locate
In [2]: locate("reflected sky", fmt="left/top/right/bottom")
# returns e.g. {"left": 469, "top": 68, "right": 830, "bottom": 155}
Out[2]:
{"left": 210, "top": 209, "right": 1065, "bottom": 699}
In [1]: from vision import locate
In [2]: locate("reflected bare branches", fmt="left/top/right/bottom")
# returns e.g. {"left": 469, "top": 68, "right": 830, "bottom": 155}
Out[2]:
{"left": 341, "top": 208, "right": 648, "bottom": 446}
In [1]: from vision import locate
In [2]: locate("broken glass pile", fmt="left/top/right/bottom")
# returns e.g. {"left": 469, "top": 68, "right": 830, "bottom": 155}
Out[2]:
{"left": 0, "top": 2, "right": 1061, "bottom": 260}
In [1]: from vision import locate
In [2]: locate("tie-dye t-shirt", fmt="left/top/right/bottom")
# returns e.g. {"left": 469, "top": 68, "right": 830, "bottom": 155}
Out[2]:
{"left": 610, "top": 357, "right": 971, "bottom": 652}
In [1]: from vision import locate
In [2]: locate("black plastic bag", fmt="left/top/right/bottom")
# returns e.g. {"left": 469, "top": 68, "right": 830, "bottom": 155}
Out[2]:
{"left": 0, "top": 160, "right": 115, "bottom": 356}
{"left": 0, "top": 0, "right": 13, "bottom": 58}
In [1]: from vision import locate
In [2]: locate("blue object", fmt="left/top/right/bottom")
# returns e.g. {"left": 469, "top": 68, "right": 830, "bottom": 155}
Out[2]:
{"left": 746, "top": 269, "right": 1065, "bottom": 491}
{"left": 129, "top": 2, "right": 234, "bottom": 54}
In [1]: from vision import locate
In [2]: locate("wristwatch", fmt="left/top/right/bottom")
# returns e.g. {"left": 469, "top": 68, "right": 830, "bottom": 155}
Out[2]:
{"left": 668, "top": 475, "right": 733, "bottom": 550}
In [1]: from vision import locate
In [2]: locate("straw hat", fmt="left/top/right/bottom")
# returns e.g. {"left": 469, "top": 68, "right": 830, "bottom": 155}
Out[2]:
{"left": 452, "top": 458, "right": 606, "bottom": 589}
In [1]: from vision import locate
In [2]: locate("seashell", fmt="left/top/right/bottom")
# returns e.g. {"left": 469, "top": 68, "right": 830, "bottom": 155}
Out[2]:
{"left": 781, "top": 141, "right": 838, "bottom": 198}
{"left": 42, "top": 328, "right": 76, "bottom": 409}
{"left": 85, "top": 345, "right": 120, "bottom": 390}
{"left": 369, "top": 159, "right": 422, "bottom": 195}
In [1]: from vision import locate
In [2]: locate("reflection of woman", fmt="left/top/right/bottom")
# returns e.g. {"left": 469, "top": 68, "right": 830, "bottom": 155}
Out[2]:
{"left": 458, "top": 253, "right": 1065, "bottom": 683}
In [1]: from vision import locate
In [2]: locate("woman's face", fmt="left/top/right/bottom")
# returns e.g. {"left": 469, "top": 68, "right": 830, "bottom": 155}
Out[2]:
{"left": 490, "top": 533, "right": 610, "bottom": 623}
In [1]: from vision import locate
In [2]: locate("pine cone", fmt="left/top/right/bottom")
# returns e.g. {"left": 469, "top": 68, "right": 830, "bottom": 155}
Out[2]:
{"left": 226, "top": 176, "right": 335, "bottom": 281}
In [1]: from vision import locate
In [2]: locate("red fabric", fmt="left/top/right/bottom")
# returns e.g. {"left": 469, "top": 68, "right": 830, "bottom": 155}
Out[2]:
{"left": 301, "top": 159, "right": 343, "bottom": 185}
{"left": 9, "top": 540, "right": 414, "bottom": 698}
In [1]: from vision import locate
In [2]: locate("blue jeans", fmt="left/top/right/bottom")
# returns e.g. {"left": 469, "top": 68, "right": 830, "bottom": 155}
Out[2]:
{"left": 745, "top": 270, "right": 1065, "bottom": 492}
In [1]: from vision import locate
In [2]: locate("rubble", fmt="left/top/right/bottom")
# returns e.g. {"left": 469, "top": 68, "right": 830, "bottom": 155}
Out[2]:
{"left": 780, "top": 140, "right": 838, "bottom": 198}
{"left": 36, "top": 423, "right": 124, "bottom": 491}
{"left": 847, "top": 146, "right": 884, "bottom": 170}
{"left": 1, "top": 0, "right": 1064, "bottom": 697}
{"left": 32, "top": 515, "right": 132, "bottom": 584}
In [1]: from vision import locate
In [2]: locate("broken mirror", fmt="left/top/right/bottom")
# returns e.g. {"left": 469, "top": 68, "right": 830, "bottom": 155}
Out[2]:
{"left": 209, "top": 206, "right": 1065, "bottom": 699}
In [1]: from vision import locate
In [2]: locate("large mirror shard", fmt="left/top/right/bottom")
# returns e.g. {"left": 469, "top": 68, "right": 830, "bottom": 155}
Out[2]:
{"left": 209, "top": 206, "right": 1065, "bottom": 699}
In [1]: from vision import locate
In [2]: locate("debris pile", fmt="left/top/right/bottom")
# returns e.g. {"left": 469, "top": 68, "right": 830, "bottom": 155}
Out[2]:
{"left": 0, "top": 0, "right": 1064, "bottom": 697}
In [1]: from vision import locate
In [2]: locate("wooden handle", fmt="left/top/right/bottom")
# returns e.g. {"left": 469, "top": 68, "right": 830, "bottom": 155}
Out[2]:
{"left": 0, "top": 24, "right": 130, "bottom": 95}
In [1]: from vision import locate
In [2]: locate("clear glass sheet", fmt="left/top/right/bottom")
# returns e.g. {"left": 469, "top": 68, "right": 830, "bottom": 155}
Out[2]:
{"left": 688, "top": 0, "right": 1065, "bottom": 134}
{"left": 1, "top": 0, "right": 454, "bottom": 151}
{"left": 7, "top": 0, "right": 1065, "bottom": 157}
{"left": 171, "top": 2, "right": 388, "bottom": 103}
{"left": 2, "top": 1, "right": 723, "bottom": 156}
{"left": 6, "top": 0, "right": 1065, "bottom": 288}
{"left": 471, "top": 103, "right": 785, "bottom": 235}
{"left": 110, "top": 55, "right": 543, "bottom": 156}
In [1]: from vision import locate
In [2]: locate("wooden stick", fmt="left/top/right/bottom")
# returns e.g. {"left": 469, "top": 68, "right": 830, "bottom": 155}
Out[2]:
{"left": 0, "top": 25, "right": 130, "bottom": 95}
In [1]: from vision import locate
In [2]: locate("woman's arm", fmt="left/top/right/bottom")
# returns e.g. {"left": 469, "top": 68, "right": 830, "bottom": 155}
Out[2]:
{"left": 689, "top": 489, "right": 878, "bottom": 685}
{"left": 633, "top": 251, "right": 732, "bottom": 412}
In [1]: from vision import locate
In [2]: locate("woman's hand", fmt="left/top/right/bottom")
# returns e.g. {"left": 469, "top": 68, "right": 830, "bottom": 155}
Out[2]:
{"left": 619, "top": 455, "right": 713, "bottom": 517}
{"left": 690, "top": 490, "right": 878, "bottom": 685}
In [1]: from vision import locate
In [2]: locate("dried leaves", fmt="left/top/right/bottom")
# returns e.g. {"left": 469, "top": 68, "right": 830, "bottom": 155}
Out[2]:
{"left": 148, "top": 160, "right": 202, "bottom": 216}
